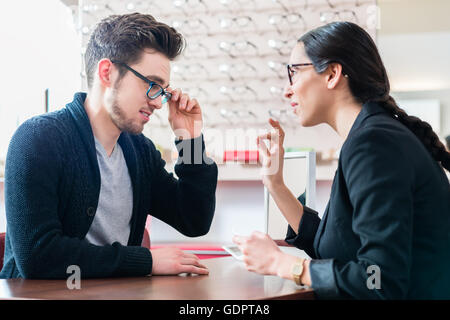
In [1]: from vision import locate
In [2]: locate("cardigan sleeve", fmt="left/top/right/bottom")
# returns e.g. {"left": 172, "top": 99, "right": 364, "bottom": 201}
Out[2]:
{"left": 146, "top": 134, "right": 218, "bottom": 237}
{"left": 309, "top": 128, "right": 415, "bottom": 299}
{"left": 3, "top": 118, "right": 152, "bottom": 279}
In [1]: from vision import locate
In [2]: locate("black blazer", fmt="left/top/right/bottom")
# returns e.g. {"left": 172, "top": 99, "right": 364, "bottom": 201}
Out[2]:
{"left": 286, "top": 101, "right": 450, "bottom": 299}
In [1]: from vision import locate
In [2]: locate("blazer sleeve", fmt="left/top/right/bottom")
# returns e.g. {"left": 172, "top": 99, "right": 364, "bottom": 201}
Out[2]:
{"left": 4, "top": 119, "right": 152, "bottom": 279}
{"left": 285, "top": 192, "right": 321, "bottom": 259}
{"left": 147, "top": 135, "right": 218, "bottom": 237}
{"left": 309, "top": 128, "right": 415, "bottom": 299}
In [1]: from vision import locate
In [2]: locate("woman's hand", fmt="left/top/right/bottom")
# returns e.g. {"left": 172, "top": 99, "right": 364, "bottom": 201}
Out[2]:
{"left": 257, "top": 118, "right": 285, "bottom": 190}
{"left": 167, "top": 88, "right": 203, "bottom": 140}
{"left": 232, "top": 231, "right": 291, "bottom": 277}
{"left": 232, "top": 231, "right": 311, "bottom": 285}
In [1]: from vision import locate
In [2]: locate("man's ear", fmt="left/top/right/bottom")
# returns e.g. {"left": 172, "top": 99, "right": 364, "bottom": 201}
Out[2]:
{"left": 325, "top": 63, "right": 345, "bottom": 90}
{"left": 97, "top": 59, "right": 115, "bottom": 88}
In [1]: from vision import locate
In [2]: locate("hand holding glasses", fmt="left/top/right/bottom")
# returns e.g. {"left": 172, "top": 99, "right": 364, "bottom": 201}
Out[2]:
{"left": 112, "top": 60, "right": 172, "bottom": 104}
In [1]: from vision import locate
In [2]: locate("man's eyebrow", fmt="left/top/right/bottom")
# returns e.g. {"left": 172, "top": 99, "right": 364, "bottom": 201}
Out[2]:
{"left": 145, "top": 75, "right": 167, "bottom": 87}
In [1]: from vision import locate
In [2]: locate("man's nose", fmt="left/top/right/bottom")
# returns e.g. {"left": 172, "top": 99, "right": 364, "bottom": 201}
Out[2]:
{"left": 148, "top": 96, "right": 163, "bottom": 109}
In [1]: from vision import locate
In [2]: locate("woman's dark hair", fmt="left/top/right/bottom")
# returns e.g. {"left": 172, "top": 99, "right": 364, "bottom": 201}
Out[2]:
{"left": 84, "top": 12, "right": 185, "bottom": 89}
{"left": 299, "top": 21, "right": 450, "bottom": 172}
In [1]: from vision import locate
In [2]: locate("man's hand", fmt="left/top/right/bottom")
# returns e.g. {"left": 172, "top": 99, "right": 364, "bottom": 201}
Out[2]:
{"left": 167, "top": 88, "right": 203, "bottom": 140}
{"left": 151, "top": 247, "right": 209, "bottom": 275}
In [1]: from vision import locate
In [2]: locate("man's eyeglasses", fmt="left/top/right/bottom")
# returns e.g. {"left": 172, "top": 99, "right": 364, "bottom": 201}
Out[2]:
{"left": 111, "top": 60, "right": 172, "bottom": 104}
{"left": 287, "top": 63, "right": 313, "bottom": 85}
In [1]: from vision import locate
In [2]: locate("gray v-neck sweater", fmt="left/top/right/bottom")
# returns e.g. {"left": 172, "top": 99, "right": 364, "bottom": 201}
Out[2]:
{"left": 84, "top": 137, "right": 133, "bottom": 246}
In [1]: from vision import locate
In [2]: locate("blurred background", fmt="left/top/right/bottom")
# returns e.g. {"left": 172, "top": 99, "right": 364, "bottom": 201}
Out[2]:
{"left": 1, "top": 0, "right": 449, "bottom": 234}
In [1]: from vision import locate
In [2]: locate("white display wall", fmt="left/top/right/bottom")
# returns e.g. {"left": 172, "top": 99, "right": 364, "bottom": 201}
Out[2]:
{"left": 70, "top": 0, "right": 377, "bottom": 180}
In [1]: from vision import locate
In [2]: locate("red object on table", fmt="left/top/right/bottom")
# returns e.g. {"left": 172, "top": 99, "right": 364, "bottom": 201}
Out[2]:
{"left": 223, "top": 150, "right": 259, "bottom": 163}
{"left": 151, "top": 243, "right": 230, "bottom": 260}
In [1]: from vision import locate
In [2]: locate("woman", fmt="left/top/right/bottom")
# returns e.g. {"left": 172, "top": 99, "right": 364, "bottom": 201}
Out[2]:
{"left": 233, "top": 22, "right": 450, "bottom": 299}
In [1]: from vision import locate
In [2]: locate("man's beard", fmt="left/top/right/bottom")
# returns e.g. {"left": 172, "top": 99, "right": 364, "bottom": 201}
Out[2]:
{"left": 109, "top": 90, "right": 144, "bottom": 135}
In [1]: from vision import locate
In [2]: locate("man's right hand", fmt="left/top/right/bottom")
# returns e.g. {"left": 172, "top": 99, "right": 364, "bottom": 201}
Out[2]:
{"left": 150, "top": 247, "right": 209, "bottom": 275}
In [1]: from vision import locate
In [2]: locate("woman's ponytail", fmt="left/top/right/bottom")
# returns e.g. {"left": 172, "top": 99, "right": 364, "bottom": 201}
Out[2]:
{"left": 380, "top": 96, "right": 450, "bottom": 172}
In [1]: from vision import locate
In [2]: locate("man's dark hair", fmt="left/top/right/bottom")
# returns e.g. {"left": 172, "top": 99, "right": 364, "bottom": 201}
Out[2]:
{"left": 84, "top": 12, "right": 185, "bottom": 88}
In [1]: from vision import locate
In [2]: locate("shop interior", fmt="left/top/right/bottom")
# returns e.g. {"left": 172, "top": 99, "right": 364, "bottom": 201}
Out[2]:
{"left": 0, "top": 0, "right": 449, "bottom": 248}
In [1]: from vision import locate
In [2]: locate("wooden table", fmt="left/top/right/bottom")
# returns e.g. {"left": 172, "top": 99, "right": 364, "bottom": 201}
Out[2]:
{"left": 0, "top": 257, "right": 314, "bottom": 300}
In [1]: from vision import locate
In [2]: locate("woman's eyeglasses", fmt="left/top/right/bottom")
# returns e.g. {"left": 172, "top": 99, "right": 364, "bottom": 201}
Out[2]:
{"left": 111, "top": 60, "right": 172, "bottom": 104}
{"left": 287, "top": 63, "right": 348, "bottom": 85}
{"left": 286, "top": 63, "right": 313, "bottom": 85}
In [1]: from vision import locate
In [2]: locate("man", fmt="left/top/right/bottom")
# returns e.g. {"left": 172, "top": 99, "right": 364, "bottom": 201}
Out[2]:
{"left": 0, "top": 13, "right": 218, "bottom": 279}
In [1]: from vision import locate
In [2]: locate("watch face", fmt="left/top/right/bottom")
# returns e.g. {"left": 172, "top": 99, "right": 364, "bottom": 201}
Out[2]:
{"left": 293, "top": 263, "right": 303, "bottom": 275}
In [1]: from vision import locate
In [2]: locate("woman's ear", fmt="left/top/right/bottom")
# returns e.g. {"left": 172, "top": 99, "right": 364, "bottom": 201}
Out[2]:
{"left": 325, "top": 63, "right": 345, "bottom": 90}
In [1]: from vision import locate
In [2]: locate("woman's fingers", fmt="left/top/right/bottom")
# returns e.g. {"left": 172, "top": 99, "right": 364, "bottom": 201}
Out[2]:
{"left": 257, "top": 119, "right": 285, "bottom": 145}
{"left": 269, "top": 117, "right": 279, "bottom": 127}
{"left": 269, "top": 117, "right": 282, "bottom": 130}
{"left": 257, "top": 137, "right": 271, "bottom": 158}
{"left": 257, "top": 132, "right": 273, "bottom": 140}
{"left": 232, "top": 235, "right": 248, "bottom": 245}
{"left": 269, "top": 118, "right": 285, "bottom": 141}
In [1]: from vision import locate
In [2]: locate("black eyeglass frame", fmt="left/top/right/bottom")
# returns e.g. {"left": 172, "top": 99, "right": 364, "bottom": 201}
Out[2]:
{"left": 111, "top": 60, "right": 172, "bottom": 102}
{"left": 286, "top": 63, "right": 314, "bottom": 85}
